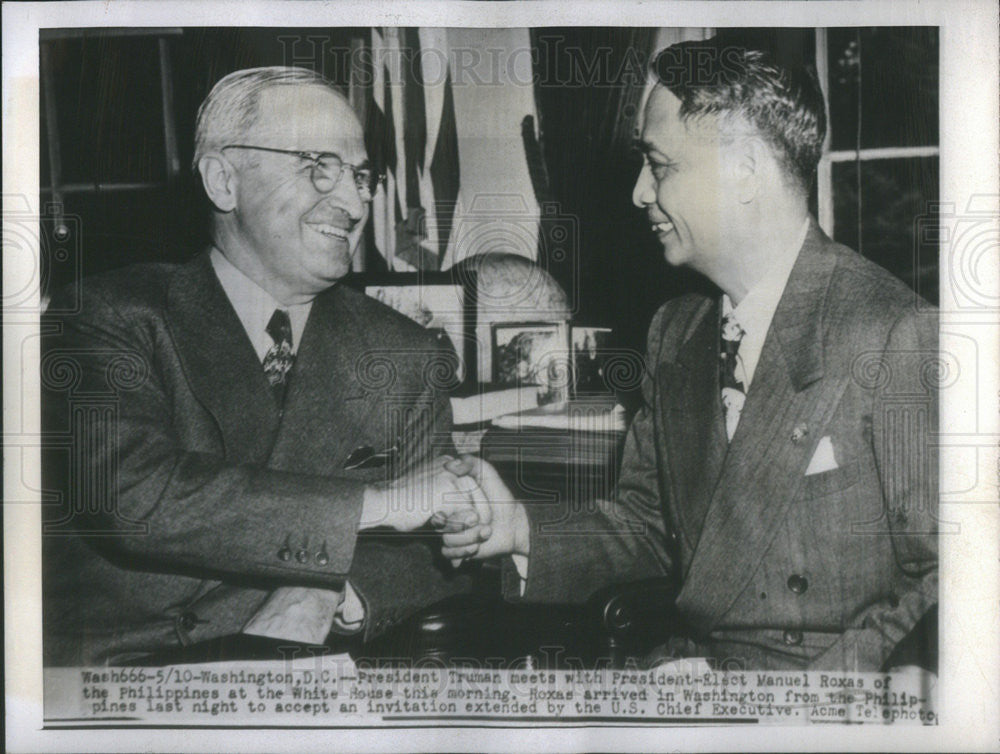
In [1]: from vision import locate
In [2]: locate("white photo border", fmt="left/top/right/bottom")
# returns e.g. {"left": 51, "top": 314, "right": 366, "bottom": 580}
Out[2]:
{"left": 4, "top": 1, "right": 998, "bottom": 752}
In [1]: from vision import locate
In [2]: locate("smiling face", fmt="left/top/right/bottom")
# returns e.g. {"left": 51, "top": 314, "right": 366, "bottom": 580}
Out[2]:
{"left": 633, "top": 85, "right": 743, "bottom": 280}
{"left": 224, "top": 84, "right": 369, "bottom": 301}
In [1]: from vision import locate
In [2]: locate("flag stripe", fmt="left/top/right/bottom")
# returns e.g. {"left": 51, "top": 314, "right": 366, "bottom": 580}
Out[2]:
{"left": 367, "top": 26, "right": 461, "bottom": 271}
{"left": 429, "top": 70, "right": 460, "bottom": 259}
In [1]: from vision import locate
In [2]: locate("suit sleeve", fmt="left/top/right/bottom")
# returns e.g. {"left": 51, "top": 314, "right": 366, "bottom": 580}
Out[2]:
{"left": 344, "top": 332, "right": 476, "bottom": 641}
{"left": 502, "top": 309, "right": 674, "bottom": 603}
{"left": 809, "top": 307, "right": 939, "bottom": 671}
{"left": 44, "top": 287, "right": 369, "bottom": 588}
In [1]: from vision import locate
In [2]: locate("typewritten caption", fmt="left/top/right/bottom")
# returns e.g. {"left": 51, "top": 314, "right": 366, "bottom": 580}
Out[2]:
{"left": 44, "top": 656, "right": 937, "bottom": 726}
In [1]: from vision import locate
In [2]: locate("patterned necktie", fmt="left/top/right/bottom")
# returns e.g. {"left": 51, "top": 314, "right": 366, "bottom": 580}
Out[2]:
{"left": 719, "top": 311, "right": 746, "bottom": 441}
{"left": 263, "top": 309, "right": 294, "bottom": 403}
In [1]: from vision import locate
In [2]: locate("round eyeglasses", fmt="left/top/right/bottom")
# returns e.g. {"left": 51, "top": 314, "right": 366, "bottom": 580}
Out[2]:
{"left": 221, "top": 144, "right": 385, "bottom": 201}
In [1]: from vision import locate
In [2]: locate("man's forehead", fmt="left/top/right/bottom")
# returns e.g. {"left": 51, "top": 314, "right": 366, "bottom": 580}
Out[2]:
{"left": 641, "top": 85, "right": 725, "bottom": 153}
{"left": 640, "top": 87, "right": 685, "bottom": 142}
{"left": 249, "top": 84, "right": 365, "bottom": 153}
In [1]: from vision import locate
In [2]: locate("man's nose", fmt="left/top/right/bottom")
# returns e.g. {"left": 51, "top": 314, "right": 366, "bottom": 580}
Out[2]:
{"left": 327, "top": 169, "right": 365, "bottom": 219}
{"left": 632, "top": 163, "right": 655, "bottom": 208}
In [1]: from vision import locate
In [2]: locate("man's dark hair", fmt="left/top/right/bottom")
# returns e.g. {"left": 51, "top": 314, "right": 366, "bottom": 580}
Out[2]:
{"left": 651, "top": 36, "right": 827, "bottom": 191}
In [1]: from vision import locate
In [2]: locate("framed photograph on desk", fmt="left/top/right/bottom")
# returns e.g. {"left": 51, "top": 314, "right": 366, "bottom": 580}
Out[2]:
{"left": 345, "top": 272, "right": 478, "bottom": 385}
{"left": 491, "top": 320, "right": 571, "bottom": 405}
{"left": 571, "top": 326, "right": 614, "bottom": 396}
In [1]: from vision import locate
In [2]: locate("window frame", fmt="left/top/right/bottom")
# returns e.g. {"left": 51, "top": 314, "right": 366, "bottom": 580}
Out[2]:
{"left": 813, "top": 28, "right": 941, "bottom": 240}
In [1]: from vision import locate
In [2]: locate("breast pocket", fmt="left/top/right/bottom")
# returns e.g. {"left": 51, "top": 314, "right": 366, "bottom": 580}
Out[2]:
{"left": 798, "top": 460, "right": 860, "bottom": 499}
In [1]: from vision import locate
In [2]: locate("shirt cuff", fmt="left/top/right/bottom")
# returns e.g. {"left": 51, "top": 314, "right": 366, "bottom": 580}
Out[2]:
{"left": 510, "top": 553, "right": 529, "bottom": 596}
{"left": 331, "top": 580, "right": 366, "bottom": 634}
{"left": 242, "top": 586, "right": 342, "bottom": 644}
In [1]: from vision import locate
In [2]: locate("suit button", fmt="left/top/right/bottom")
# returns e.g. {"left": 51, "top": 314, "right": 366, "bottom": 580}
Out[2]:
{"left": 178, "top": 611, "right": 199, "bottom": 632}
{"left": 782, "top": 629, "right": 803, "bottom": 646}
{"left": 787, "top": 575, "right": 808, "bottom": 594}
{"left": 888, "top": 591, "right": 900, "bottom": 608}
{"left": 316, "top": 542, "right": 330, "bottom": 566}
{"left": 295, "top": 549, "right": 309, "bottom": 564}
{"left": 277, "top": 547, "right": 291, "bottom": 562}
{"left": 790, "top": 423, "right": 809, "bottom": 443}
{"left": 608, "top": 605, "right": 631, "bottom": 631}
{"left": 893, "top": 509, "right": 908, "bottom": 526}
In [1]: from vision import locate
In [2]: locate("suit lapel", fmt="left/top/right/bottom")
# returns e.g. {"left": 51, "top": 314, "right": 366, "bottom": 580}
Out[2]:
{"left": 267, "top": 286, "right": 383, "bottom": 476}
{"left": 676, "top": 221, "right": 849, "bottom": 631}
{"left": 656, "top": 298, "right": 728, "bottom": 551}
{"left": 165, "top": 252, "right": 282, "bottom": 463}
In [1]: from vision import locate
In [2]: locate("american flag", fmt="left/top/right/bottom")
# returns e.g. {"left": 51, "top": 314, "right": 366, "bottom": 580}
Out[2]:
{"left": 366, "top": 28, "right": 460, "bottom": 271}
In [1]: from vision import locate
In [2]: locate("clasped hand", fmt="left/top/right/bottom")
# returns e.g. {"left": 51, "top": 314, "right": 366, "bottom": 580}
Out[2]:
{"left": 437, "top": 455, "right": 530, "bottom": 563}
{"left": 360, "top": 454, "right": 528, "bottom": 562}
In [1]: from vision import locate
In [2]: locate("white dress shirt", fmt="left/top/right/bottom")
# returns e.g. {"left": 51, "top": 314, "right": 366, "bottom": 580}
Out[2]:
{"left": 210, "top": 248, "right": 312, "bottom": 359}
{"left": 721, "top": 218, "right": 810, "bottom": 391}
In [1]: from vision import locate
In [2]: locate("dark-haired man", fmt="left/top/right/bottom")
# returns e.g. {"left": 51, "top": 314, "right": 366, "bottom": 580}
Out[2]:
{"left": 444, "top": 37, "right": 938, "bottom": 671}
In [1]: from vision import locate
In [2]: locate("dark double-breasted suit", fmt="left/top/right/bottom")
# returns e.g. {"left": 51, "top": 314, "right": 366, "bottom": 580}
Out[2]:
{"left": 513, "top": 221, "right": 938, "bottom": 670}
{"left": 42, "top": 252, "right": 471, "bottom": 665}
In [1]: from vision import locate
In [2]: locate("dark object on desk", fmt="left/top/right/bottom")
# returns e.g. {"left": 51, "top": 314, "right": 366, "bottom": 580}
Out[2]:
{"left": 126, "top": 631, "right": 360, "bottom": 666}
{"left": 589, "top": 577, "right": 686, "bottom": 667}
{"left": 126, "top": 574, "right": 684, "bottom": 669}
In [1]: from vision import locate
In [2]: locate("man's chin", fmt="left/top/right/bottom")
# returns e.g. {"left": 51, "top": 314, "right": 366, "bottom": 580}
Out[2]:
{"left": 308, "top": 244, "right": 354, "bottom": 282}
{"left": 661, "top": 239, "right": 690, "bottom": 268}
{"left": 327, "top": 254, "right": 354, "bottom": 280}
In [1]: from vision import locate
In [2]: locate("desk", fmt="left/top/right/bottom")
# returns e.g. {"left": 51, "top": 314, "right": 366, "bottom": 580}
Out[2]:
{"left": 130, "top": 571, "right": 632, "bottom": 669}
{"left": 480, "top": 420, "right": 626, "bottom": 507}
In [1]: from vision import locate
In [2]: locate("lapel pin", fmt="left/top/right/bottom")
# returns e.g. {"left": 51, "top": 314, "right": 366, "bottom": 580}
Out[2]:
{"left": 790, "top": 423, "right": 809, "bottom": 443}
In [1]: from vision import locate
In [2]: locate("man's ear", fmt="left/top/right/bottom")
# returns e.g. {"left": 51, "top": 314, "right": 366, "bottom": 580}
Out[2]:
{"left": 733, "top": 135, "right": 769, "bottom": 204}
{"left": 197, "top": 153, "right": 238, "bottom": 212}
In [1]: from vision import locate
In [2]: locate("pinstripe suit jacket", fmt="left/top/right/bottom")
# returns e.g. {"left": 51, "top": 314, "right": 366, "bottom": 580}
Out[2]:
{"left": 42, "top": 251, "right": 471, "bottom": 665}
{"left": 513, "top": 220, "right": 938, "bottom": 671}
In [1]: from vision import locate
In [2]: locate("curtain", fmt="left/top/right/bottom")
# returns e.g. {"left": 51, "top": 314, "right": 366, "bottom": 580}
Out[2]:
{"left": 528, "top": 27, "right": 712, "bottom": 363}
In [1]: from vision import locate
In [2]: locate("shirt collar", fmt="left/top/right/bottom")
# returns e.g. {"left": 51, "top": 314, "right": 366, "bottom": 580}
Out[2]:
{"left": 210, "top": 248, "right": 312, "bottom": 361}
{"left": 722, "top": 217, "right": 810, "bottom": 385}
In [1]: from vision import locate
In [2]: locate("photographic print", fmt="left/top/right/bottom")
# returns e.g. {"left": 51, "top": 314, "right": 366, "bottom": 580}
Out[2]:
{"left": 491, "top": 321, "right": 571, "bottom": 404}
{"left": 364, "top": 278, "right": 473, "bottom": 381}
{"left": 3, "top": 2, "right": 998, "bottom": 753}
{"left": 572, "top": 325, "right": 614, "bottom": 395}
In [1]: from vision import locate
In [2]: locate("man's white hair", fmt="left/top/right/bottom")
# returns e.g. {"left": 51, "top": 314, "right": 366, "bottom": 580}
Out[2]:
{"left": 192, "top": 66, "right": 342, "bottom": 169}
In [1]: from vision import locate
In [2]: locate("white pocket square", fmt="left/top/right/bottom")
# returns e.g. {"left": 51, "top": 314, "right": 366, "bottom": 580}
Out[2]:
{"left": 805, "top": 436, "right": 839, "bottom": 475}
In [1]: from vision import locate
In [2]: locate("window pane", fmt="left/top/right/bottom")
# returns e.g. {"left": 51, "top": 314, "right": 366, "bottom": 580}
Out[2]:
{"left": 41, "top": 36, "right": 166, "bottom": 185}
{"left": 827, "top": 27, "right": 939, "bottom": 150}
{"left": 832, "top": 157, "right": 939, "bottom": 304}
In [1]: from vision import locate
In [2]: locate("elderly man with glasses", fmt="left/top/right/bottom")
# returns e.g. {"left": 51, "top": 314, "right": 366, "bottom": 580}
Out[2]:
{"left": 42, "top": 67, "right": 484, "bottom": 665}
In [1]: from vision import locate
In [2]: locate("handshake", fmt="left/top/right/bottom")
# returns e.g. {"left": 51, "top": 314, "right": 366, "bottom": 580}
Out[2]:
{"left": 360, "top": 454, "right": 530, "bottom": 562}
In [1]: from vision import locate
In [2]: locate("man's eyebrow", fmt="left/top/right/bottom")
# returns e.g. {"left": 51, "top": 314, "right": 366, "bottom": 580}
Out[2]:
{"left": 634, "top": 138, "right": 669, "bottom": 157}
{"left": 635, "top": 139, "right": 674, "bottom": 162}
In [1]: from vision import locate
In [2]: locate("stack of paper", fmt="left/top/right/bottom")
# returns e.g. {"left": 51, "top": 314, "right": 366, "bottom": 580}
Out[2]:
{"left": 492, "top": 400, "right": 626, "bottom": 433}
